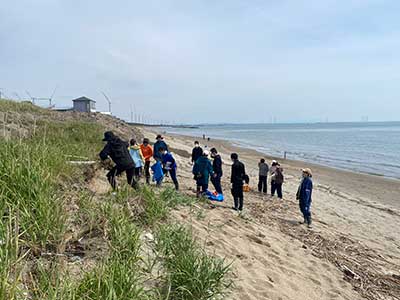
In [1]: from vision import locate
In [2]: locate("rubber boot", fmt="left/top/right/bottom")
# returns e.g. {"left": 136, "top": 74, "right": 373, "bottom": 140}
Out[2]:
{"left": 307, "top": 216, "right": 312, "bottom": 228}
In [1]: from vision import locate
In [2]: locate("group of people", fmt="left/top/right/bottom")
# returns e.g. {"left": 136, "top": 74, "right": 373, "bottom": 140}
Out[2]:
{"left": 99, "top": 131, "right": 314, "bottom": 227}
{"left": 99, "top": 132, "right": 179, "bottom": 190}
{"left": 257, "top": 159, "right": 284, "bottom": 198}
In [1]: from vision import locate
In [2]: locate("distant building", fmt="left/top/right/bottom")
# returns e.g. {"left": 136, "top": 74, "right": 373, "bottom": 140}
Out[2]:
{"left": 72, "top": 96, "right": 96, "bottom": 113}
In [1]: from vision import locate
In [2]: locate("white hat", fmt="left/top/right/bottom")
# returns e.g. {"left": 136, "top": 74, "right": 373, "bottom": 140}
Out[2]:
{"left": 272, "top": 160, "right": 277, "bottom": 163}
{"left": 203, "top": 150, "right": 210, "bottom": 156}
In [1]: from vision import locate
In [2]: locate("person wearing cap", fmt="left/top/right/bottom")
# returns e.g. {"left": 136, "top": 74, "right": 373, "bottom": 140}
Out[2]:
{"left": 158, "top": 147, "right": 179, "bottom": 190}
{"left": 297, "top": 168, "right": 313, "bottom": 227}
{"left": 230, "top": 153, "right": 247, "bottom": 211}
{"left": 271, "top": 164, "right": 284, "bottom": 199}
{"left": 191, "top": 141, "right": 203, "bottom": 164}
{"left": 270, "top": 160, "right": 278, "bottom": 195}
{"left": 99, "top": 131, "right": 137, "bottom": 190}
{"left": 258, "top": 158, "right": 269, "bottom": 194}
{"left": 192, "top": 150, "right": 214, "bottom": 197}
{"left": 210, "top": 148, "right": 223, "bottom": 194}
{"left": 140, "top": 138, "right": 153, "bottom": 184}
{"left": 153, "top": 134, "right": 168, "bottom": 162}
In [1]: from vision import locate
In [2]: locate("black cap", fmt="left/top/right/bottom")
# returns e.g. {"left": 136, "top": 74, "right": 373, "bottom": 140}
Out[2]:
{"left": 103, "top": 131, "right": 115, "bottom": 141}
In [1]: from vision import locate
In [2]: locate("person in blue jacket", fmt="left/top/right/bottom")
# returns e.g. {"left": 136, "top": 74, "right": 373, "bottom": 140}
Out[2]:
{"left": 297, "top": 168, "right": 313, "bottom": 228}
{"left": 153, "top": 134, "right": 169, "bottom": 161}
{"left": 193, "top": 150, "right": 214, "bottom": 197}
{"left": 158, "top": 147, "right": 179, "bottom": 190}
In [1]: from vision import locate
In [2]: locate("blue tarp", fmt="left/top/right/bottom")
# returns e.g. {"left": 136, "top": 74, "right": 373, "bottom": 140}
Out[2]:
{"left": 151, "top": 161, "right": 164, "bottom": 184}
{"left": 205, "top": 190, "right": 224, "bottom": 202}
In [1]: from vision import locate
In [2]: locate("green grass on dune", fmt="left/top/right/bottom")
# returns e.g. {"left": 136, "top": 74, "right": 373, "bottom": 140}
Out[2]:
{"left": 0, "top": 100, "right": 232, "bottom": 299}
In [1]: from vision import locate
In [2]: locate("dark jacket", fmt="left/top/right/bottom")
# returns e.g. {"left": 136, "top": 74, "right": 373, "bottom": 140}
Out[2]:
{"left": 153, "top": 140, "right": 168, "bottom": 160}
{"left": 99, "top": 137, "right": 134, "bottom": 170}
{"left": 274, "top": 168, "right": 284, "bottom": 184}
{"left": 161, "top": 152, "right": 176, "bottom": 170}
{"left": 192, "top": 146, "right": 203, "bottom": 163}
{"left": 231, "top": 160, "right": 246, "bottom": 186}
{"left": 297, "top": 177, "right": 313, "bottom": 203}
{"left": 212, "top": 154, "right": 223, "bottom": 177}
{"left": 193, "top": 156, "right": 214, "bottom": 185}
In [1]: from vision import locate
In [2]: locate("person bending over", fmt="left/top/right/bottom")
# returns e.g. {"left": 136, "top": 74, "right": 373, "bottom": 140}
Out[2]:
{"left": 159, "top": 147, "right": 179, "bottom": 190}
{"left": 99, "top": 131, "right": 137, "bottom": 190}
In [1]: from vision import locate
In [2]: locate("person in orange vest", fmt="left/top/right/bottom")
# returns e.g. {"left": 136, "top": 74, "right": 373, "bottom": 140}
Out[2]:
{"left": 140, "top": 138, "right": 153, "bottom": 184}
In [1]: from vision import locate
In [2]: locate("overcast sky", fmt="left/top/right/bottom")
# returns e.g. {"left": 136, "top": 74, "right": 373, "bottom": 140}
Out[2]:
{"left": 1, "top": 0, "right": 400, "bottom": 124}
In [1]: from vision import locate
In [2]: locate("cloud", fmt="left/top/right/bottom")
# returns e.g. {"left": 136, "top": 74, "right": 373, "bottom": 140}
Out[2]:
{"left": 1, "top": 0, "right": 400, "bottom": 122}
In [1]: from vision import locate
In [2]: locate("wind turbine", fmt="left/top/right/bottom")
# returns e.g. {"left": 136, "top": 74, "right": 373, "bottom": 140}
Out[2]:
{"left": 101, "top": 91, "right": 112, "bottom": 114}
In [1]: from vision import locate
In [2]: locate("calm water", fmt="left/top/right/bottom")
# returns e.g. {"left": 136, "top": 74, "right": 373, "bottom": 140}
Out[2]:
{"left": 165, "top": 122, "right": 400, "bottom": 179}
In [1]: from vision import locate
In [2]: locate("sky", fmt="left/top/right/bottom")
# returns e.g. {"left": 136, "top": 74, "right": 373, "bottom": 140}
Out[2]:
{"left": 1, "top": 0, "right": 400, "bottom": 124}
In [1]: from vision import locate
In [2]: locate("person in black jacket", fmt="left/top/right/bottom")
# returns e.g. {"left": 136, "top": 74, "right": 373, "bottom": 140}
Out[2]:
{"left": 230, "top": 153, "right": 246, "bottom": 211}
{"left": 191, "top": 141, "right": 203, "bottom": 164}
{"left": 210, "top": 148, "right": 223, "bottom": 194}
{"left": 99, "top": 131, "right": 137, "bottom": 190}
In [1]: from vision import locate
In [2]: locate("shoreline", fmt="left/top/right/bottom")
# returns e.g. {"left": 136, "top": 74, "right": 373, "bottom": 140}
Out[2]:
{"left": 163, "top": 128, "right": 400, "bottom": 181}
{"left": 140, "top": 126, "right": 400, "bottom": 300}
{"left": 151, "top": 128, "right": 400, "bottom": 211}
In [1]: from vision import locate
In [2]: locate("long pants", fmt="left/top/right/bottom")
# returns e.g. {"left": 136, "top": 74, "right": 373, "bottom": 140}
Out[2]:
{"left": 165, "top": 168, "right": 179, "bottom": 190}
{"left": 144, "top": 161, "right": 151, "bottom": 183}
{"left": 231, "top": 184, "right": 244, "bottom": 211}
{"left": 134, "top": 167, "right": 142, "bottom": 179}
{"left": 106, "top": 166, "right": 137, "bottom": 190}
{"left": 211, "top": 175, "right": 223, "bottom": 194}
{"left": 299, "top": 198, "right": 312, "bottom": 223}
{"left": 258, "top": 175, "right": 267, "bottom": 193}
{"left": 196, "top": 181, "right": 208, "bottom": 197}
{"left": 271, "top": 181, "right": 283, "bottom": 199}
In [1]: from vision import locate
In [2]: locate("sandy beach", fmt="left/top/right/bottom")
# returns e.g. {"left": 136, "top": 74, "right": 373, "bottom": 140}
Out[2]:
{"left": 140, "top": 127, "right": 400, "bottom": 300}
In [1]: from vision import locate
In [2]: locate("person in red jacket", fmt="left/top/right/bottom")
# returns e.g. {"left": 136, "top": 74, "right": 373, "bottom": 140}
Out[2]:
{"left": 140, "top": 138, "right": 153, "bottom": 184}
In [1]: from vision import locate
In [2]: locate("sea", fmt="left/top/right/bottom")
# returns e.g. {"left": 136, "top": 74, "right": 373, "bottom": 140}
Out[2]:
{"left": 164, "top": 122, "right": 400, "bottom": 180}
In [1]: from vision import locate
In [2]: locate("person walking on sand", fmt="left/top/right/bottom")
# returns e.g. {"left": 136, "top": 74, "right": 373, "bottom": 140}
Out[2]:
{"left": 99, "top": 131, "right": 137, "bottom": 190}
{"left": 193, "top": 150, "right": 214, "bottom": 197}
{"left": 210, "top": 148, "right": 223, "bottom": 194}
{"left": 258, "top": 158, "right": 269, "bottom": 194}
{"left": 140, "top": 138, "right": 153, "bottom": 184}
{"left": 129, "top": 139, "right": 145, "bottom": 181}
{"left": 230, "top": 153, "right": 247, "bottom": 211}
{"left": 271, "top": 164, "right": 284, "bottom": 199}
{"left": 270, "top": 160, "right": 278, "bottom": 195}
{"left": 159, "top": 147, "right": 179, "bottom": 190}
{"left": 297, "top": 168, "right": 313, "bottom": 228}
{"left": 191, "top": 141, "right": 203, "bottom": 164}
{"left": 153, "top": 134, "right": 168, "bottom": 162}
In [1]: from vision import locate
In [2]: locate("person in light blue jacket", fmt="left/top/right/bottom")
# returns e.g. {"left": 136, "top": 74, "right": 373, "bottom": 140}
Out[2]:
{"left": 297, "top": 168, "right": 313, "bottom": 228}
{"left": 129, "top": 139, "right": 145, "bottom": 180}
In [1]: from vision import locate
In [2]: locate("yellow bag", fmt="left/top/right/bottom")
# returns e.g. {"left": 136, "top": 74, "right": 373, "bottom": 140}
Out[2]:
{"left": 243, "top": 184, "right": 250, "bottom": 192}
